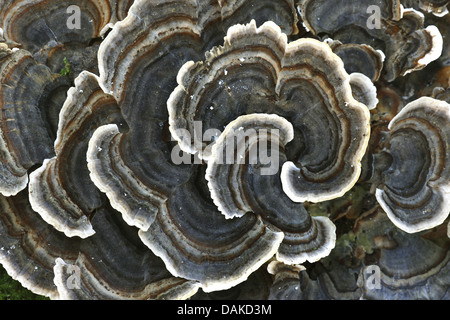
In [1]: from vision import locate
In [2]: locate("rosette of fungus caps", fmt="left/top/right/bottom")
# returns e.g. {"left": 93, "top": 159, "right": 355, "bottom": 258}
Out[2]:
{"left": 168, "top": 20, "right": 371, "bottom": 274}
{"left": 375, "top": 97, "right": 450, "bottom": 233}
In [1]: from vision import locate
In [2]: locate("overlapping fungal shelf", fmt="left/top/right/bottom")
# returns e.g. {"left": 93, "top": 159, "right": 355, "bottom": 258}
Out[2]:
{"left": 0, "top": 0, "right": 449, "bottom": 300}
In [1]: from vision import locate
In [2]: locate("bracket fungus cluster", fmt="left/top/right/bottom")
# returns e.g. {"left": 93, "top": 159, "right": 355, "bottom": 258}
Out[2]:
{"left": 268, "top": 208, "right": 450, "bottom": 299}
{"left": 0, "top": 0, "right": 449, "bottom": 300}
{"left": 0, "top": 0, "right": 135, "bottom": 77}
{"left": 298, "top": 0, "right": 444, "bottom": 82}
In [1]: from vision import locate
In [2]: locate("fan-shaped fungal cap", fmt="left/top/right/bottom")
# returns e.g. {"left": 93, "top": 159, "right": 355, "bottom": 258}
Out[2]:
{"left": 169, "top": 20, "right": 370, "bottom": 203}
{"left": 29, "top": 71, "right": 126, "bottom": 238}
{"left": 279, "top": 40, "right": 370, "bottom": 203}
{"left": 206, "top": 113, "right": 294, "bottom": 218}
{"left": 0, "top": 0, "right": 114, "bottom": 52}
{"left": 87, "top": 123, "right": 170, "bottom": 231}
{"left": 402, "top": 24, "right": 443, "bottom": 75}
{"left": 88, "top": 0, "right": 206, "bottom": 231}
{"left": 376, "top": 97, "right": 450, "bottom": 233}
{"left": 205, "top": 113, "right": 336, "bottom": 265}
{"left": 0, "top": 44, "right": 67, "bottom": 196}
{"left": 327, "top": 41, "right": 385, "bottom": 82}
